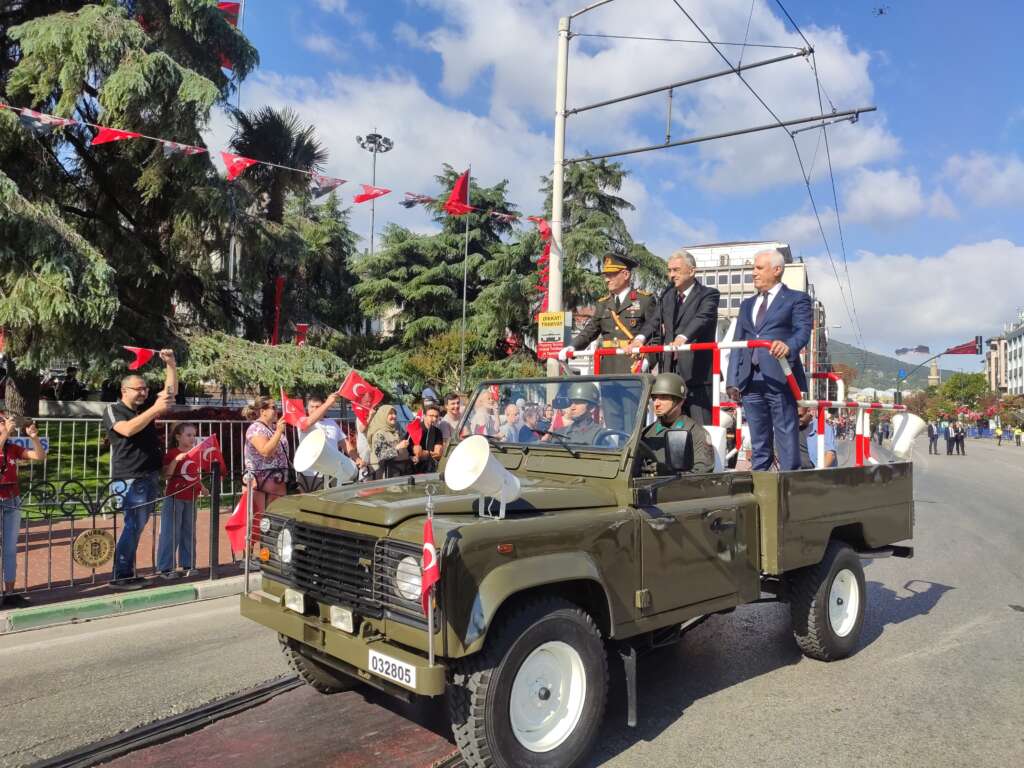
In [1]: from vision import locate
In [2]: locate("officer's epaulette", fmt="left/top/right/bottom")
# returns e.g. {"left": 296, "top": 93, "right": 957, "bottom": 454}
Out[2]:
{"left": 597, "top": 293, "right": 611, "bottom": 302}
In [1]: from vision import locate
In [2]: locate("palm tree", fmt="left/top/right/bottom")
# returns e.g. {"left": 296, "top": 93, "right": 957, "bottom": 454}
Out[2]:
{"left": 229, "top": 106, "right": 328, "bottom": 223}
{"left": 229, "top": 107, "right": 329, "bottom": 341}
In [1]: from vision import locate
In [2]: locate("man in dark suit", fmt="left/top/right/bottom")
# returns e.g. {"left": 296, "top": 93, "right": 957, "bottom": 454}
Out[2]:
{"left": 726, "top": 249, "right": 812, "bottom": 471}
{"left": 629, "top": 250, "right": 720, "bottom": 424}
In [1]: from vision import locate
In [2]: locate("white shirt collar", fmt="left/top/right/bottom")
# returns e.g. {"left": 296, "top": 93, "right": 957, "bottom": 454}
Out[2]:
{"left": 616, "top": 287, "right": 631, "bottom": 304}
{"left": 764, "top": 282, "right": 783, "bottom": 299}
{"left": 678, "top": 282, "right": 696, "bottom": 300}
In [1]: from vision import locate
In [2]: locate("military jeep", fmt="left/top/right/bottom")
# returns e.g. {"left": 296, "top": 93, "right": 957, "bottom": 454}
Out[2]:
{"left": 241, "top": 375, "right": 914, "bottom": 768}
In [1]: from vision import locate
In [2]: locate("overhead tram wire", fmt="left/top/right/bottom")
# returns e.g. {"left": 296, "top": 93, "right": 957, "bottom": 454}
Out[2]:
{"left": 663, "top": 0, "right": 862, "bottom": 340}
{"left": 737, "top": 0, "right": 757, "bottom": 69}
{"left": 572, "top": 32, "right": 804, "bottom": 50}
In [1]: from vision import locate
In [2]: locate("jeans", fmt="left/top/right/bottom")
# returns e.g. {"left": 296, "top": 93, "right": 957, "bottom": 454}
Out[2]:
{"left": 1, "top": 497, "right": 21, "bottom": 585}
{"left": 157, "top": 498, "right": 195, "bottom": 572}
{"left": 112, "top": 473, "right": 160, "bottom": 579}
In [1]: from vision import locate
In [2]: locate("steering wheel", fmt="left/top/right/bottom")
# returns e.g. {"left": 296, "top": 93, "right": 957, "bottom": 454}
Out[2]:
{"left": 593, "top": 428, "right": 631, "bottom": 448}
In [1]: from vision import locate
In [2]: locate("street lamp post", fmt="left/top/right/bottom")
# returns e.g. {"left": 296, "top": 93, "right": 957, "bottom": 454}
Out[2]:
{"left": 356, "top": 131, "right": 394, "bottom": 256}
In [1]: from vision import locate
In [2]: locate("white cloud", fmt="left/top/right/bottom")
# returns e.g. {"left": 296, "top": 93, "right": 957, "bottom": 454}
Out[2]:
{"left": 807, "top": 240, "right": 1024, "bottom": 356}
{"left": 842, "top": 168, "right": 958, "bottom": 224}
{"left": 315, "top": 0, "right": 348, "bottom": 12}
{"left": 927, "top": 188, "right": 957, "bottom": 220}
{"left": 944, "top": 151, "right": 1024, "bottom": 207}
{"left": 301, "top": 33, "right": 344, "bottom": 60}
{"left": 408, "top": 0, "right": 900, "bottom": 193}
{"left": 762, "top": 206, "right": 835, "bottom": 248}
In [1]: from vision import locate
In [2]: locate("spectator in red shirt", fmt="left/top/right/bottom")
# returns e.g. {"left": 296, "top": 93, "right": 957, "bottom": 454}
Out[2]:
{"left": 1, "top": 414, "right": 46, "bottom": 607}
{"left": 157, "top": 422, "right": 203, "bottom": 578}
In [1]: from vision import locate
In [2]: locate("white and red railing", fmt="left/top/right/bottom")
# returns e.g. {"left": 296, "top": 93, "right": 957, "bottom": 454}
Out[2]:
{"left": 563, "top": 341, "right": 907, "bottom": 468}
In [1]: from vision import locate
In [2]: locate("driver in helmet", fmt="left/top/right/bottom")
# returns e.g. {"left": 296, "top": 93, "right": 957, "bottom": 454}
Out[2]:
{"left": 638, "top": 373, "right": 715, "bottom": 476}
{"left": 560, "top": 381, "right": 604, "bottom": 445}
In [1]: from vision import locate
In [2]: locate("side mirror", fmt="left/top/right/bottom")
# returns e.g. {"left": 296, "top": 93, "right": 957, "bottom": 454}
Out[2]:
{"left": 664, "top": 429, "right": 693, "bottom": 473}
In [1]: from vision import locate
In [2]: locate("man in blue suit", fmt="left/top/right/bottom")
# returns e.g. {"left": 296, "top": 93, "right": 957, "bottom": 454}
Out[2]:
{"left": 727, "top": 249, "right": 813, "bottom": 470}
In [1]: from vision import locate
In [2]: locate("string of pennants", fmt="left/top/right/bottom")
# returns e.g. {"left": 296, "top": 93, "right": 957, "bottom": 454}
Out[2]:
{"left": 2, "top": 101, "right": 557, "bottom": 308}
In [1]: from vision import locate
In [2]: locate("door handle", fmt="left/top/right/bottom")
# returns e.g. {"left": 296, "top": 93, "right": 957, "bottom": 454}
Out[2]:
{"left": 709, "top": 517, "right": 736, "bottom": 533}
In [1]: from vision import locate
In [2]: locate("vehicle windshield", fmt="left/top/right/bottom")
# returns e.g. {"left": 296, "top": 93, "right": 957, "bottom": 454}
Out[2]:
{"left": 456, "top": 377, "right": 644, "bottom": 450}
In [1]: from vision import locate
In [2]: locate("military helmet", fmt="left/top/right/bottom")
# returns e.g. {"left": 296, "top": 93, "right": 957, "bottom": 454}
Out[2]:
{"left": 651, "top": 372, "right": 687, "bottom": 400}
{"left": 567, "top": 381, "right": 600, "bottom": 406}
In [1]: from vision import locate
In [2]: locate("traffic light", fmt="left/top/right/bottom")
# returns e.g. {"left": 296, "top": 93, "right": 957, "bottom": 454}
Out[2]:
{"left": 975, "top": 335, "right": 983, "bottom": 355}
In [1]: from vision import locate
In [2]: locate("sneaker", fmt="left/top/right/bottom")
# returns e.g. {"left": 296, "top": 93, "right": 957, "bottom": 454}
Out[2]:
{"left": 109, "top": 577, "right": 145, "bottom": 591}
{"left": 158, "top": 571, "right": 180, "bottom": 580}
{"left": 181, "top": 568, "right": 197, "bottom": 578}
{"left": 1, "top": 593, "right": 32, "bottom": 609}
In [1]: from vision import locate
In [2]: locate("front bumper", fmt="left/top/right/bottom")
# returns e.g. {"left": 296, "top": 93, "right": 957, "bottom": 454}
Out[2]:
{"left": 241, "top": 591, "right": 447, "bottom": 697}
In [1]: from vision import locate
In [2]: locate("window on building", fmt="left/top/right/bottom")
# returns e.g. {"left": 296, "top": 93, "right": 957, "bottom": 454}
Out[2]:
{"left": 705, "top": 274, "right": 716, "bottom": 285}
{"left": 718, "top": 296, "right": 727, "bottom": 307}
{"left": 731, "top": 274, "right": 742, "bottom": 284}
{"left": 744, "top": 273, "right": 753, "bottom": 283}
{"left": 730, "top": 297, "right": 741, "bottom": 308}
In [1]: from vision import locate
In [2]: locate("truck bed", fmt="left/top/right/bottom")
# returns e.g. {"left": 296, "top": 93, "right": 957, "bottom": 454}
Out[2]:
{"left": 753, "top": 462, "right": 914, "bottom": 574}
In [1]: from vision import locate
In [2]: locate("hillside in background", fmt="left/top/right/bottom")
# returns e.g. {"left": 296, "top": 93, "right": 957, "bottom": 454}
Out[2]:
{"left": 828, "top": 339, "right": 962, "bottom": 390}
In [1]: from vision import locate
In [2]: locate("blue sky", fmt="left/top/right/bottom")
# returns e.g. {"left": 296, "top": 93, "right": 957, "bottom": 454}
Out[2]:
{"left": 215, "top": 0, "right": 1024, "bottom": 370}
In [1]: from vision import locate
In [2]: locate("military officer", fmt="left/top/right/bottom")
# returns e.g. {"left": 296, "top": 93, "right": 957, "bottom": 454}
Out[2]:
{"left": 637, "top": 373, "right": 715, "bottom": 476}
{"left": 558, "top": 253, "right": 656, "bottom": 431}
{"left": 558, "top": 381, "right": 604, "bottom": 445}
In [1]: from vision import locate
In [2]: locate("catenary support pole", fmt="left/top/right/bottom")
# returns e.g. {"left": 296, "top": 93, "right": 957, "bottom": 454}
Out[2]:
{"left": 459, "top": 165, "right": 472, "bottom": 392}
{"left": 547, "top": 16, "right": 571, "bottom": 377}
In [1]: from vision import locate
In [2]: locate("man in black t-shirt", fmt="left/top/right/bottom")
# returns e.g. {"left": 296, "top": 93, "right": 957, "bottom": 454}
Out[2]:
{"left": 104, "top": 350, "right": 176, "bottom": 587}
{"left": 411, "top": 402, "right": 444, "bottom": 474}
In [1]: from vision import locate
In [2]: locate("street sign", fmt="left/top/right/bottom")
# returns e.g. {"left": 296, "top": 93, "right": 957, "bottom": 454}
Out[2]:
{"left": 898, "top": 368, "right": 906, "bottom": 380}
{"left": 537, "top": 311, "right": 572, "bottom": 360}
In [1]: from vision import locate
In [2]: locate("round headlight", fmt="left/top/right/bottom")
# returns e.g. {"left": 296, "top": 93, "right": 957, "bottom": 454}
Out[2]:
{"left": 395, "top": 556, "right": 422, "bottom": 601}
{"left": 278, "top": 527, "right": 293, "bottom": 564}
{"left": 259, "top": 517, "right": 272, "bottom": 534}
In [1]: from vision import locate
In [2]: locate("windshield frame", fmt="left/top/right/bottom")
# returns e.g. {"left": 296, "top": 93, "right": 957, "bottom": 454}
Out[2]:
{"left": 452, "top": 375, "right": 649, "bottom": 454}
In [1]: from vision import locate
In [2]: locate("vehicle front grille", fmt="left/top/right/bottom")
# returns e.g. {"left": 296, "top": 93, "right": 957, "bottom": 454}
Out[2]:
{"left": 290, "top": 523, "right": 380, "bottom": 616}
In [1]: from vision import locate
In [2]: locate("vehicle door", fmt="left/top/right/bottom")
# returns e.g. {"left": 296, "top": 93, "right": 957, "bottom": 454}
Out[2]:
{"left": 633, "top": 471, "right": 755, "bottom": 615}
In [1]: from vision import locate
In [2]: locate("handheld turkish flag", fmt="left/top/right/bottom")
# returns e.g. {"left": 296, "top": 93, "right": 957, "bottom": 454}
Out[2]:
{"left": 224, "top": 488, "right": 250, "bottom": 552}
{"left": 444, "top": 170, "right": 473, "bottom": 216}
{"left": 280, "top": 388, "right": 307, "bottom": 429}
{"left": 351, "top": 403, "right": 371, "bottom": 428}
{"left": 222, "top": 151, "right": 258, "bottom": 181}
{"left": 337, "top": 371, "right": 384, "bottom": 409}
{"left": 124, "top": 346, "right": 157, "bottom": 370}
{"left": 353, "top": 184, "right": 390, "bottom": 203}
{"left": 91, "top": 126, "right": 143, "bottom": 146}
{"left": 406, "top": 417, "right": 424, "bottom": 447}
{"left": 421, "top": 517, "right": 440, "bottom": 617}
{"left": 188, "top": 434, "right": 228, "bottom": 474}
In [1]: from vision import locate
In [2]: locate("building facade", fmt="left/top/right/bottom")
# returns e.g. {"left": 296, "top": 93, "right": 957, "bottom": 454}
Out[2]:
{"left": 985, "top": 336, "right": 1008, "bottom": 394}
{"left": 685, "top": 241, "right": 831, "bottom": 397}
{"left": 1003, "top": 309, "right": 1024, "bottom": 395}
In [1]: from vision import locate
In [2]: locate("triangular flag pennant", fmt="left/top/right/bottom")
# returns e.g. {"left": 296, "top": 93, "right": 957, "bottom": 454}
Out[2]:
{"left": 18, "top": 109, "right": 75, "bottom": 137}
{"left": 399, "top": 193, "right": 436, "bottom": 209}
{"left": 162, "top": 141, "right": 206, "bottom": 158}
{"left": 310, "top": 173, "right": 345, "bottom": 199}
{"left": 218, "top": 2, "right": 241, "bottom": 25}
{"left": 490, "top": 211, "right": 519, "bottom": 223}
{"left": 123, "top": 345, "right": 157, "bottom": 370}
{"left": 528, "top": 216, "right": 552, "bottom": 241}
{"left": 444, "top": 170, "right": 473, "bottom": 216}
{"left": 218, "top": 51, "right": 235, "bottom": 71}
{"left": 222, "top": 151, "right": 258, "bottom": 181}
{"left": 91, "top": 126, "right": 143, "bottom": 146}
{"left": 353, "top": 184, "right": 390, "bottom": 203}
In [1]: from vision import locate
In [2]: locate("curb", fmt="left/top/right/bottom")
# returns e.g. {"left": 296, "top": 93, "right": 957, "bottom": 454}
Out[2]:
{"left": 0, "top": 573, "right": 260, "bottom": 634}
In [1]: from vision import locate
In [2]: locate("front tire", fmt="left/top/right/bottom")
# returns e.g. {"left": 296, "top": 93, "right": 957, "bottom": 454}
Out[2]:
{"left": 280, "top": 636, "right": 360, "bottom": 693}
{"left": 448, "top": 597, "right": 608, "bottom": 768}
{"left": 788, "top": 542, "right": 866, "bottom": 661}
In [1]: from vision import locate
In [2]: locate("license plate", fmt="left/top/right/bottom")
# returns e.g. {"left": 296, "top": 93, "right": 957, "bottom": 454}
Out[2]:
{"left": 367, "top": 650, "right": 417, "bottom": 689}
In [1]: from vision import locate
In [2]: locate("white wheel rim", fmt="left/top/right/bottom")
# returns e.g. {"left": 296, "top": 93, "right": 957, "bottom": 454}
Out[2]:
{"left": 828, "top": 568, "right": 860, "bottom": 637}
{"left": 509, "top": 641, "right": 587, "bottom": 753}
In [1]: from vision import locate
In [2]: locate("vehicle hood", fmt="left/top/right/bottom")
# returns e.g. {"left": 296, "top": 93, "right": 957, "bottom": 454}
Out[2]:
{"left": 272, "top": 475, "right": 619, "bottom": 528}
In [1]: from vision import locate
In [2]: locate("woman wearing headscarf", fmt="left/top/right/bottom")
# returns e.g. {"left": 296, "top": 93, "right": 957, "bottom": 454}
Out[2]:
{"left": 367, "top": 405, "right": 411, "bottom": 479}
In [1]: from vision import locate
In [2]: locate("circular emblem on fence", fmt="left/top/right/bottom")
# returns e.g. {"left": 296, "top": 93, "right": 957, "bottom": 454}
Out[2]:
{"left": 72, "top": 529, "right": 116, "bottom": 568}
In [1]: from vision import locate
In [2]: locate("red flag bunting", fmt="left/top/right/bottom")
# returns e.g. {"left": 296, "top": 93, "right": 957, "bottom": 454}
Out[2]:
{"left": 310, "top": 174, "right": 345, "bottom": 199}
{"left": 187, "top": 434, "right": 228, "bottom": 474}
{"left": 224, "top": 488, "right": 250, "bottom": 552}
{"left": 162, "top": 141, "right": 206, "bottom": 158}
{"left": 337, "top": 370, "right": 384, "bottom": 409}
{"left": 222, "top": 151, "right": 258, "bottom": 180}
{"left": 421, "top": 517, "right": 440, "bottom": 617}
{"left": 280, "top": 388, "right": 308, "bottom": 429}
{"left": 353, "top": 184, "right": 390, "bottom": 203}
{"left": 528, "top": 216, "right": 552, "bottom": 241}
{"left": 92, "top": 126, "right": 143, "bottom": 146}
{"left": 399, "top": 192, "right": 436, "bottom": 209}
{"left": 123, "top": 345, "right": 157, "bottom": 370}
{"left": 444, "top": 170, "right": 473, "bottom": 216}
{"left": 944, "top": 338, "right": 981, "bottom": 355}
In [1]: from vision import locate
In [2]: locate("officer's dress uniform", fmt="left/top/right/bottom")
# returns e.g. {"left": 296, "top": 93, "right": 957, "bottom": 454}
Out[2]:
{"left": 637, "top": 414, "right": 715, "bottom": 476}
{"left": 570, "top": 258, "right": 656, "bottom": 432}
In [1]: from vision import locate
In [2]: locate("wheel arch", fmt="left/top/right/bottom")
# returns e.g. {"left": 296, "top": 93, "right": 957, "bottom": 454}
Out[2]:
{"left": 461, "top": 553, "right": 614, "bottom": 655}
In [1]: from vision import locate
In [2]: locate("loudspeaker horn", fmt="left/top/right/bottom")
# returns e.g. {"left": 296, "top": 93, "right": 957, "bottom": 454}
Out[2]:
{"left": 445, "top": 435, "right": 521, "bottom": 513}
{"left": 890, "top": 412, "right": 927, "bottom": 460}
{"left": 293, "top": 428, "right": 358, "bottom": 485}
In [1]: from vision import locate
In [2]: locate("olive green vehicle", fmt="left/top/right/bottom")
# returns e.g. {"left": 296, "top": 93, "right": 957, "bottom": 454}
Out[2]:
{"left": 241, "top": 375, "right": 914, "bottom": 768}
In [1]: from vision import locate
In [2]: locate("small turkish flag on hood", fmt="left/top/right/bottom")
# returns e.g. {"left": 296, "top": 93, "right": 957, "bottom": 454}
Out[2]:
{"left": 280, "top": 388, "right": 307, "bottom": 429}
{"left": 444, "top": 170, "right": 473, "bottom": 216}
{"left": 124, "top": 346, "right": 157, "bottom": 370}
{"left": 421, "top": 517, "right": 440, "bottom": 617}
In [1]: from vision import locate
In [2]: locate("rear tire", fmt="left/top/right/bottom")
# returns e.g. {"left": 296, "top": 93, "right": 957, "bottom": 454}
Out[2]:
{"left": 788, "top": 542, "right": 866, "bottom": 661}
{"left": 280, "top": 636, "right": 359, "bottom": 693}
{"left": 448, "top": 597, "right": 608, "bottom": 768}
